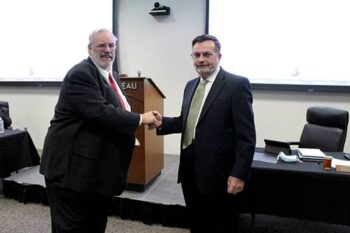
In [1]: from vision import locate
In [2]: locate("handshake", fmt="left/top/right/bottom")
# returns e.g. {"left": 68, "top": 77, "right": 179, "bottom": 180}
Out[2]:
{"left": 141, "top": 111, "right": 162, "bottom": 130}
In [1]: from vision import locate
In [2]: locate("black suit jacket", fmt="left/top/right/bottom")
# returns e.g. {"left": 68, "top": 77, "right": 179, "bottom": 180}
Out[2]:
{"left": 158, "top": 68, "right": 256, "bottom": 194}
{"left": 40, "top": 58, "right": 140, "bottom": 196}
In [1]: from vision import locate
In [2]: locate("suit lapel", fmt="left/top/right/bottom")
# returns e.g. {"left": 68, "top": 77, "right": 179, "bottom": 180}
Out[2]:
{"left": 88, "top": 58, "right": 123, "bottom": 108}
{"left": 197, "top": 70, "right": 225, "bottom": 124}
{"left": 87, "top": 57, "right": 111, "bottom": 89}
{"left": 182, "top": 78, "right": 200, "bottom": 131}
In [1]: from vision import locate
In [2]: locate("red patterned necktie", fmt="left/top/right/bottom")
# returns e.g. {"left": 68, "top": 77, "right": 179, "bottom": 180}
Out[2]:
{"left": 108, "top": 72, "right": 126, "bottom": 109}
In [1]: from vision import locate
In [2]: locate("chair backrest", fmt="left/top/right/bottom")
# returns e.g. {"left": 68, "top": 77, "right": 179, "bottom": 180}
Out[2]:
{"left": 299, "top": 106, "right": 349, "bottom": 152}
{"left": 0, "top": 100, "right": 12, "bottom": 129}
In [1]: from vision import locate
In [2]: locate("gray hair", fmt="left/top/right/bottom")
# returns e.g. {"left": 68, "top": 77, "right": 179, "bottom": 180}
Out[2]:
{"left": 88, "top": 28, "right": 117, "bottom": 46}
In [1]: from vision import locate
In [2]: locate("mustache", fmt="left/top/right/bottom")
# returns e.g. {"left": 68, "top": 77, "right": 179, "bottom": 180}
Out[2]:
{"left": 101, "top": 53, "right": 113, "bottom": 59}
{"left": 196, "top": 64, "right": 209, "bottom": 68}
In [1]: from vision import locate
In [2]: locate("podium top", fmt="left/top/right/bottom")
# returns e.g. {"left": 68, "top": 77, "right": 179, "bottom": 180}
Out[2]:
{"left": 120, "top": 77, "right": 166, "bottom": 98}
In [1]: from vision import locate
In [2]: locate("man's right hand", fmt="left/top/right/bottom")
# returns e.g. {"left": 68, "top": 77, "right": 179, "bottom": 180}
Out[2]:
{"left": 148, "top": 111, "right": 162, "bottom": 129}
{"left": 141, "top": 111, "right": 162, "bottom": 126}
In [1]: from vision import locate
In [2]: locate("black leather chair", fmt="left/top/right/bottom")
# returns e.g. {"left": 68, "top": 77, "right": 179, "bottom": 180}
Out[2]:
{"left": 289, "top": 106, "right": 349, "bottom": 152}
{"left": 0, "top": 101, "right": 12, "bottom": 129}
{"left": 250, "top": 106, "right": 349, "bottom": 233}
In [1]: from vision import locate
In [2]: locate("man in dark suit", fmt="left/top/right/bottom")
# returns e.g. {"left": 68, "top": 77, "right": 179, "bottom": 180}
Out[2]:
{"left": 157, "top": 34, "right": 256, "bottom": 233}
{"left": 40, "top": 29, "right": 159, "bottom": 233}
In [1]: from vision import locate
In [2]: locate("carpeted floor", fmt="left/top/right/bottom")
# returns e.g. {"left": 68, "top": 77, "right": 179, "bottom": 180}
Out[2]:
{"left": 2, "top": 194, "right": 350, "bottom": 233}
{"left": 0, "top": 195, "right": 189, "bottom": 233}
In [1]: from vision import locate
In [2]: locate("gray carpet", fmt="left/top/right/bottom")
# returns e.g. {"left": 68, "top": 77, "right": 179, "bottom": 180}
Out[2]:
{"left": 1, "top": 195, "right": 350, "bottom": 233}
{"left": 0, "top": 195, "right": 189, "bottom": 233}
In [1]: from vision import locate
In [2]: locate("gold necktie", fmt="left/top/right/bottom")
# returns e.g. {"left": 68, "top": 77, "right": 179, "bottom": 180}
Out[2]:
{"left": 183, "top": 80, "right": 208, "bottom": 149}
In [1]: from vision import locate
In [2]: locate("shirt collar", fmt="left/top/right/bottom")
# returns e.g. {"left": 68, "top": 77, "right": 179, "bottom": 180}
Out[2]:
{"left": 201, "top": 66, "right": 220, "bottom": 83}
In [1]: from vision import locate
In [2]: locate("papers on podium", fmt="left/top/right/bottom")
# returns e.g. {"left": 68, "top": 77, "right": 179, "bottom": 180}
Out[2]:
{"left": 297, "top": 148, "right": 326, "bottom": 161}
{"left": 135, "top": 137, "right": 140, "bottom": 146}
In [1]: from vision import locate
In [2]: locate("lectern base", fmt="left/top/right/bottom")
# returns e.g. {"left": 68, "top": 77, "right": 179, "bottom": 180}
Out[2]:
{"left": 126, "top": 172, "right": 161, "bottom": 192}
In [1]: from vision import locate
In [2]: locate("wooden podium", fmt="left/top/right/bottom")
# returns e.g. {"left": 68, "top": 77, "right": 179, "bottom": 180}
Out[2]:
{"left": 121, "top": 77, "right": 165, "bottom": 191}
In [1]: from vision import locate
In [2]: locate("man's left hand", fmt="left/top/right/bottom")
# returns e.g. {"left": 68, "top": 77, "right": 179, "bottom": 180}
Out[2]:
{"left": 227, "top": 176, "right": 245, "bottom": 195}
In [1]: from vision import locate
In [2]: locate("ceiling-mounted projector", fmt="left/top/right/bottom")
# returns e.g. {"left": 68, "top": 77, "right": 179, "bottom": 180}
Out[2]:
{"left": 149, "top": 2, "right": 170, "bottom": 16}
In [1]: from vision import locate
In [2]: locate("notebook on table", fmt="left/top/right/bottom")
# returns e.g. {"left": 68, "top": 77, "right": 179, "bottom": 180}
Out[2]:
{"left": 297, "top": 148, "right": 326, "bottom": 161}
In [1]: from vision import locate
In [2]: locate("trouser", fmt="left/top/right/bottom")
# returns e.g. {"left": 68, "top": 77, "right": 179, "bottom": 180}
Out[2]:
{"left": 181, "top": 145, "right": 239, "bottom": 233}
{"left": 45, "top": 180, "right": 113, "bottom": 233}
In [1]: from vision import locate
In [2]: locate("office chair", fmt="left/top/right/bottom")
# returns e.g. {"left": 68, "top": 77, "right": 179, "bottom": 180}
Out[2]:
{"left": 0, "top": 100, "right": 12, "bottom": 129}
{"left": 250, "top": 106, "right": 349, "bottom": 233}
{"left": 289, "top": 106, "right": 349, "bottom": 152}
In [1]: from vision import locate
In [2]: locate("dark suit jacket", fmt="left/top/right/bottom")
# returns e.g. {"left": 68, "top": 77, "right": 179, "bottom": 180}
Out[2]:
{"left": 158, "top": 68, "right": 256, "bottom": 194}
{"left": 40, "top": 57, "right": 140, "bottom": 196}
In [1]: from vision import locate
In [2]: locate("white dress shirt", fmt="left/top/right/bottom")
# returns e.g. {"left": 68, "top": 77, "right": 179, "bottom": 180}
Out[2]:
{"left": 89, "top": 57, "right": 143, "bottom": 125}
{"left": 193, "top": 66, "right": 220, "bottom": 131}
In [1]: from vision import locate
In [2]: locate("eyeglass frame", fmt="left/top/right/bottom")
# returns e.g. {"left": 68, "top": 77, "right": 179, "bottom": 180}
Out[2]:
{"left": 94, "top": 43, "right": 117, "bottom": 50}
{"left": 190, "top": 51, "right": 219, "bottom": 59}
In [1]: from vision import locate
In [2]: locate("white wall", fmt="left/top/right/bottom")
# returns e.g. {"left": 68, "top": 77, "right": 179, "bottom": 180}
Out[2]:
{"left": 0, "top": 86, "right": 59, "bottom": 151}
{"left": 117, "top": 0, "right": 206, "bottom": 154}
{"left": 254, "top": 91, "right": 350, "bottom": 147}
{"left": 1, "top": 0, "right": 350, "bottom": 155}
